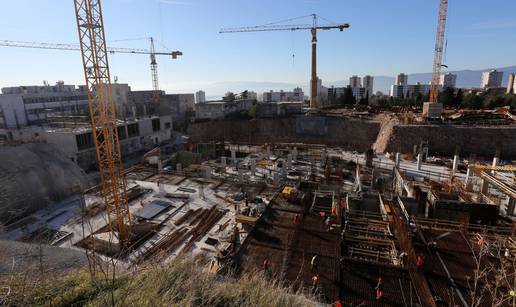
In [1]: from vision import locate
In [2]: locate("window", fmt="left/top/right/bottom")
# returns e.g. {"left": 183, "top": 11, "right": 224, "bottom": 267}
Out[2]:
{"left": 76, "top": 132, "right": 94, "bottom": 151}
{"left": 127, "top": 123, "right": 139, "bottom": 138}
{"left": 117, "top": 126, "right": 127, "bottom": 140}
{"left": 152, "top": 118, "right": 161, "bottom": 132}
{"left": 164, "top": 122, "right": 171, "bottom": 129}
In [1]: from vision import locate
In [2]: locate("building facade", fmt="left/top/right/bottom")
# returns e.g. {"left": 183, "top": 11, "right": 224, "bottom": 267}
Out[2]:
{"left": 507, "top": 73, "right": 515, "bottom": 94}
{"left": 262, "top": 88, "right": 304, "bottom": 103}
{"left": 395, "top": 73, "right": 408, "bottom": 86}
{"left": 390, "top": 83, "right": 432, "bottom": 98}
{"left": 349, "top": 75, "right": 362, "bottom": 89}
{"left": 195, "top": 90, "right": 206, "bottom": 104}
{"left": 440, "top": 73, "right": 457, "bottom": 88}
{"left": 363, "top": 75, "right": 374, "bottom": 97}
{"left": 44, "top": 115, "right": 173, "bottom": 170}
{"left": 481, "top": 70, "right": 503, "bottom": 89}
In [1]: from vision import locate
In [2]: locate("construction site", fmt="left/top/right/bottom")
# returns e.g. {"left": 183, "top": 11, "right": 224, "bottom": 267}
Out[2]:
{"left": 1, "top": 0, "right": 516, "bottom": 306}
{"left": 2, "top": 141, "right": 515, "bottom": 305}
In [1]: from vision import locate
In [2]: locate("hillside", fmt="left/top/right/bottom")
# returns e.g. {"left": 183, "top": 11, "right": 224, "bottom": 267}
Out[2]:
{"left": 3, "top": 259, "right": 317, "bottom": 307}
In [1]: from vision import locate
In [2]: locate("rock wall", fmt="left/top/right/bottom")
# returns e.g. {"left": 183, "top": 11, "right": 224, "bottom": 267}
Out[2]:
{"left": 188, "top": 116, "right": 380, "bottom": 152}
{"left": 0, "top": 143, "right": 92, "bottom": 224}
{"left": 386, "top": 125, "right": 516, "bottom": 159}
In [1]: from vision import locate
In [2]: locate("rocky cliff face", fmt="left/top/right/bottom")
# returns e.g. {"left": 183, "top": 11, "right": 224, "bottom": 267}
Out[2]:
{"left": 0, "top": 143, "right": 91, "bottom": 224}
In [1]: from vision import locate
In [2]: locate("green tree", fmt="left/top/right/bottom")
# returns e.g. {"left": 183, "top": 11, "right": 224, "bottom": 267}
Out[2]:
{"left": 439, "top": 87, "right": 456, "bottom": 107}
{"left": 455, "top": 89, "right": 464, "bottom": 107}
{"left": 342, "top": 86, "right": 356, "bottom": 105}
{"left": 462, "top": 93, "right": 483, "bottom": 109}
{"left": 223, "top": 92, "right": 236, "bottom": 102}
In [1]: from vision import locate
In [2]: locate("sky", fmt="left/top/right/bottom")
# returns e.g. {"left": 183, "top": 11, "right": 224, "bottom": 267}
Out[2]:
{"left": 1, "top": 0, "right": 516, "bottom": 97}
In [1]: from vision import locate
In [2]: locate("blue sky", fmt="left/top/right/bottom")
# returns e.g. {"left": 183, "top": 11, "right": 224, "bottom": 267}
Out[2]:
{"left": 1, "top": 0, "right": 515, "bottom": 97}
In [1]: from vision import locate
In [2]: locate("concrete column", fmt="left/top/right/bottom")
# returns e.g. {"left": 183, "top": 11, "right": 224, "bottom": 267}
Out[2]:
{"left": 464, "top": 167, "right": 471, "bottom": 191}
{"left": 266, "top": 146, "right": 271, "bottom": 156}
{"left": 273, "top": 172, "right": 279, "bottom": 187}
{"left": 176, "top": 163, "right": 182, "bottom": 172}
{"left": 481, "top": 179, "right": 489, "bottom": 194}
{"left": 293, "top": 147, "right": 298, "bottom": 160}
{"left": 204, "top": 166, "right": 212, "bottom": 179}
{"left": 250, "top": 159, "right": 256, "bottom": 176}
{"left": 395, "top": 152, "right": 401, "bottom": 168}
{"left": 321, "top": 149, "right": 326, "bottom": 161}
{"left": 157, "top": 159, "right": 163, "bottom": 174}
{"left": 282, "top": 162, "right": 287, "bottom": 178}
{"left": 231, "top": 150, "right": 236, "bottom": 165}
{"left": 199, "top": 184, "right": 205, "bottom": 199}
{"left": 221, "top": 156, "right": 227, "bottom": 166}
{"left": 452, "top": 154, "right": 459, "bottom": 176}
{"left": 287, "top": 154, "right": 292, "bottom": 170}
{"left": 416, "top": 153, "right": 422, "bottom": 170}
{"left": 238, "top": 168, "right": 244, "bottom": 184}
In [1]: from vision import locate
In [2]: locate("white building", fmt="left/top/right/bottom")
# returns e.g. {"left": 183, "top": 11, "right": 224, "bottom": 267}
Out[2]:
{"left": 440, "top": 73, "right": 457, "bottom": 89}
{"left": 195, "top": 99, "right": 255, "bottom": 120}
{"left": 390, "top": 83, "right": 432, "bottom": 98}
{"left": 363, "top": 75, "right": 374, "bottom": 97}
{"left": 395, "top": 73, "right": 408, "bottom": 86}
{"left": 349, "top": 75, "right": 361, "bottom": 88}
{"left": 262, "top": 87, "right": 304, "bottom": 103}
{"left": 507, "top": 73, "right": 515, "bottom": 94}
{"left": 195, "top": 90, "right": 206, "bottom": 104}
{"left": 481, "top": 70, "right": 503, "bottom": 89}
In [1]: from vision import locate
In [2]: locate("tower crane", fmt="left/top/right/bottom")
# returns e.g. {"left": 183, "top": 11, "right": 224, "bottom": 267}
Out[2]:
{"left": 0, "top": 39, "right": 183, "bottom": 100}
{"left": 220, "top": 14, "right": 349, "bottom": 109}
{"left": 424, "top": 0, "right": 448, "bottom": 118}
{"left": 72, "top": 0, "right": 131, "bottom": 243}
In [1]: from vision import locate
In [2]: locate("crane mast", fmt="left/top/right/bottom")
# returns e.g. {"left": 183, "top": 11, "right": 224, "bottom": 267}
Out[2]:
{"left": 220, "top": 14, "right": 349, "bottom": 109}
{"left": 73, "top": 0, "right": 131, "bottom": 242}
{"left": 149, "top": 37, "right": 160, "bottom": 104}
{"left": 429, "top": 0, "right": 448, "bottom": 103}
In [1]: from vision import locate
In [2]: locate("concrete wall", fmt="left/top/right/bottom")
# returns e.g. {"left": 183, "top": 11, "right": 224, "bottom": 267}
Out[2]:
{"left": 386, "top": 125, "right": 516, "bottom": 159}
{"left": 188, "top": 116, "right": 380, "bottom": 152}
{"left": 188, "top": 116, "right": 516, "bottom": 159}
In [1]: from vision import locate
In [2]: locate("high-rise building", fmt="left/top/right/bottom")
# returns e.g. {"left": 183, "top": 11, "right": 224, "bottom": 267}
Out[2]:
{"left": 195, "top": 90, "right": 206, "bottom": 103}
{"left": 395, "top": 73, "right": 408, "bottom": 86}
{"left": 349, "top": 75, "right": 361, "bottom": 89}
{"left": 507, "top": 73, "right": 515, "bottom": 94}
{"left": 390, "top": 83, "right": 432, "bottom": 98}
{"left": 363, "top": 75, "right": 374, "bottom": 97}
{"left": 440, "top": 73, "right": 457, "bottom": 89}
{"left": 481, "top": 70, "right": 503, "bottom": 89}
{"left": 262, "top": 88, "right": 304, "bottom": 103}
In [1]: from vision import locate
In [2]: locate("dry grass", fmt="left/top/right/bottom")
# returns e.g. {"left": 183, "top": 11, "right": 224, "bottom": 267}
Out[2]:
{"left": 3, "top": 259, "right": 317, "bottom": 307}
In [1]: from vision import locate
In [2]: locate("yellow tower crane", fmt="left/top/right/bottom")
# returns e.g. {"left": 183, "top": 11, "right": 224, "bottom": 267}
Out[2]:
{"left": 220, "top": 14, "right": 349, "bottom": 109}
{"left": 424, "top": 0, "right": 448, "bottom": 119}
{"left": 72, "top": 0, "right": 131, "bottom": 242}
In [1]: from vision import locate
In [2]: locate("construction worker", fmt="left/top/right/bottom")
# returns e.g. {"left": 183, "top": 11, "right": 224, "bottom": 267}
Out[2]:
{"left": 262, "top": 257, "right": 270, "bottom": 269}
{"left": 331, "top": 204, "right": 337, "bottom": 216}
{"left": 375, "top": 277, "right": 384, "bottom": 300}
{"left": 416, "top": 255, "right": 425, "bottom": 268}
{"left": 334, "top": 299, "right": 343, "bottom": 307}
{"left": 311, "top": 273, "right": 320, "bottom": 292}
{"left": 325, "top": 216, "right": 331, "bottom": 232}
{"left": 310, "top": 255, "right": 318, "bottom": 273}
{"left": 399, "top": 251, "right": 408, "bottom": 266}
{"left": 293, "top": 213, "right": 300, "bottom": 225}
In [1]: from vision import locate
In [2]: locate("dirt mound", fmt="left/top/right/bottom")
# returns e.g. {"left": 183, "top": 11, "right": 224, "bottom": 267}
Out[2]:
{"left": 372, "top": 114, "right": 399, "bottom": 154}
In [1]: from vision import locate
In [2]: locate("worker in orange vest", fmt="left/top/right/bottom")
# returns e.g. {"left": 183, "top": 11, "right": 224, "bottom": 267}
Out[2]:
{"left": 293, "top": 213, "right": 300, "bottom": 225}
{"left": 262, "top": 257, "right": 270, "bottom": 271}
{"left": 416, "top": 255, "right": 425, "bottom": 268}
{"left": 334, "top": 299, "right": 343, "bottom": 307}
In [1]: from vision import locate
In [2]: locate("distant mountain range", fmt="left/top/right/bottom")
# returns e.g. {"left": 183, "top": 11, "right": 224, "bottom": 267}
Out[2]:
{"left": 193, "top": 65, "right": 516, "bottom": 99}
